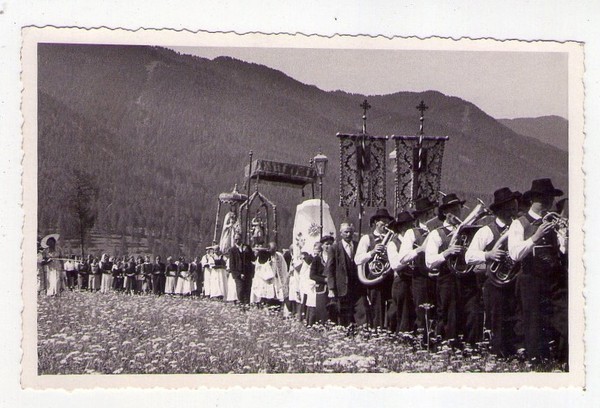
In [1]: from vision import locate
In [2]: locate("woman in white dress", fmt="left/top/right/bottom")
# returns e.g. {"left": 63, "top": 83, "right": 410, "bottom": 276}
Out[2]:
{"left": 175, "top": 257, "right": 193, "bottom": 295}
{"left": 40, "top": 234, "right": 63, "bottom": 297}
{"left": 210, "top": 249, "right": 228, "bottom": 299}
{"left": 250, "top": 247, "right": 284, "bottom": 306}
{"left": 298, "top": 251, "right": 317, "bottom": 322}
{"left": 99, "top": 254, "right": 114, "bottom": 293}
{"left": 225, "top": 256, "right": 238, "bottom": 302}
{"left": 201, "top": 246, "right": 216, "bottom": 297}
{"left": 164, "top": 256, "right": 178, "bottom": 295}
{"left": 287, "top": 256, "right": 302, "bottom": 317}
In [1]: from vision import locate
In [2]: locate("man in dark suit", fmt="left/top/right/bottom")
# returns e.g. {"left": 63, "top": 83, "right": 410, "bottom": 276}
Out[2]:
{"left": 228, "top": 232, "right": 255, "bottom": 304}
{"left": 326, "top": 222, "right": 369, "bottom": 327}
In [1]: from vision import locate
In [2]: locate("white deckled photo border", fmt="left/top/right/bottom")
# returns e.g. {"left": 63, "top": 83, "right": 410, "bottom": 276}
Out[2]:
{"left": 20, "top": 27, "right": 585, "bottom": 389}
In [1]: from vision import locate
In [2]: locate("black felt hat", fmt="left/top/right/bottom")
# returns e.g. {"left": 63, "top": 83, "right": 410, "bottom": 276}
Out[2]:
{"left": 390, "top": 210, "right": 415, "bottom": 231}
{"left": 489, "top": 187, "right": 522, "bottom": 212}
{"left": 410, "top": 197, "right": 437, "bottom": 217}
{"left": 437, "top": 193, "right": 466, "bottom": 221}
{"left": 369, "top": 208, "right": 394, "bottom": 226}
{"left": 523, "top": 178, "right": 564, "bottom": 201}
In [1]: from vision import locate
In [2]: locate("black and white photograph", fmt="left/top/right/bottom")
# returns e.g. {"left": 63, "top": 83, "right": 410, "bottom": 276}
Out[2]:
{"left": 19, "top": 29, "right": 584, "bottom": 388}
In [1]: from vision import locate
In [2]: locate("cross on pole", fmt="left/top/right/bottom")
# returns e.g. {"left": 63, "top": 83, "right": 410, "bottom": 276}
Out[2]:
{"left": 360, "top": 99, "right": 371, "bottom": 134}
{"left": 416, "top": 100, "right": 429, "bottom": 135}
{"left": 413, "top": 100, "right": 430, "bottom": 199}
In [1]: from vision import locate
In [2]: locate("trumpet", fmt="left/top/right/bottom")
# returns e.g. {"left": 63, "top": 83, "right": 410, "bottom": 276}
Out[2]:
{"left": 542, "top": 212, "right": 568, "bottom": 231}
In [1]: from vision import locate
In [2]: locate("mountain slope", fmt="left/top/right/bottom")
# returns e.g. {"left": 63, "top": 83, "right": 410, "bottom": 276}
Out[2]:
{"left": 498, "top": 115, "right": 568, "bottom": 151}
{"left": 37, "top": 44, "right": 568, "bottom": 255}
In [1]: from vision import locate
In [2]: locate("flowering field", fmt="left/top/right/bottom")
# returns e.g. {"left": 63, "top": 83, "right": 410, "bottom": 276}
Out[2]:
{"left": 39, "top": 291, "right": 537, "bottom": 374}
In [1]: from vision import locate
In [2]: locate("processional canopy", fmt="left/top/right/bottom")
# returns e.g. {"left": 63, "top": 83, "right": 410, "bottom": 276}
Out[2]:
{"left": 218, "top": 184, "right": 248, "bottom": 204}
{"left": 244, "top": 159, "right": 317, "bottom": 188}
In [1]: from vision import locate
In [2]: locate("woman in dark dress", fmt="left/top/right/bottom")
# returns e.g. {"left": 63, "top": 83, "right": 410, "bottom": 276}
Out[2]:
{"left": 309, "top": 236, "right": 334, "bottom": 325}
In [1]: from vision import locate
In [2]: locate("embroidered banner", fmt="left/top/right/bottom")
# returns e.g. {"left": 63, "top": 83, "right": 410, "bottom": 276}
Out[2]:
{"left": 338, "top": 133, "right": 387, "bottom": 208}
{"left": 392, "top": 135, "right": 448, "bottom": 210}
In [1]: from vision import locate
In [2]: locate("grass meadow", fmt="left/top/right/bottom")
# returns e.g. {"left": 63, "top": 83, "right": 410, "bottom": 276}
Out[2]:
{"left": 38, "top": 291, "right": 546, "bottom": 374}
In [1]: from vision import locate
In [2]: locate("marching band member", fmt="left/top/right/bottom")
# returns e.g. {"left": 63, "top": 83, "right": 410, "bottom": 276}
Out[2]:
{"left": 425, "top": 193, "right": 465, "bottom": 342}
{"left": 465, "top": 187, "right": 521, "bottom": 356}
{"left": 508, "top": 178, "right": 568, "bottom": 363}
{"left": 386, "top": 210, "right": 416, "bottom": 333}
{"left": 326, "top": 222, "right": 369, "bottom": 327}
{"left": 401, "top": 197, "right": 438, "bottom": 335}
{"left": 355, "top": 208, "right": 395, "bottom": 329}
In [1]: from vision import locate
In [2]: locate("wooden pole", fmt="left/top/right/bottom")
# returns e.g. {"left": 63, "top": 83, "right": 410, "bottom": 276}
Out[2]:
{"left": 244, "top": 151, "right": 253, "bottom": 245}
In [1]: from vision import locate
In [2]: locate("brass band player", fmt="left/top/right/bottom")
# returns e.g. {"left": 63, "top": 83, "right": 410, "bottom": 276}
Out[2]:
{"left": 508, "top": 178, "right": 568, "bottom": 364}
{"left": 425, "top": 193, "right": 465, "bottom": 341}
{"left": 465, "top": 187, "right": 521, "bottom": 356}
{"left": 386, "top": 210, "right": 417, "bottom": 333}
{"left": 355, "top": 208, "right": 395, "bottom": 328}
{"left": 399, "top": 197, "right": 439, "bottom": 335}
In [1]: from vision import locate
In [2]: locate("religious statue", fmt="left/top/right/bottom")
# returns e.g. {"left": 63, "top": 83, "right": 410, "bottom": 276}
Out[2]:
{"left": 250, "top": 210, "right": 266, "bottom": 247}
{"left": 219, "top": 209, "right": 240, "bottom": 254}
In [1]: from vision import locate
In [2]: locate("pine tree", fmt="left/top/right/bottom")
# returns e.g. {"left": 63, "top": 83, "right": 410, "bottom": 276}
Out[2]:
{"left": 68, "top": 169, "right": 99, "bottom": 258}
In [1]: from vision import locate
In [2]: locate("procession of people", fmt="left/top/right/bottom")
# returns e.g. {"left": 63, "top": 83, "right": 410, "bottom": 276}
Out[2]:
{"left": 37, "top": 177, "right": 569, "bottom": 366}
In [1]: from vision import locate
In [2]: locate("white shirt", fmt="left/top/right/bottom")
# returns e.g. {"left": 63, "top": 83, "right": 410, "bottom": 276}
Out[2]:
{"left": 508, "top": 209, "right": 541, "bottom": 262}
{"left": 425, "top": 221, "right": 455, "bottom": 269}
{"left": 386, "top": 236, "right": 404, "bottom": 272}
{"left": 465, "top": 218, "right": 506, "bottom": 265}
{"left": 508, "top": 209, "right": 566, "bottom": 262}
{"left": 354, "top": 232, "right": 383, "bottom": 265}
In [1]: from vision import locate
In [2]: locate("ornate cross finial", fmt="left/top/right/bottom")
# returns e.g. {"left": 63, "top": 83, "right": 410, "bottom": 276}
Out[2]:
{"left": 416, "top": 100, "right": 428, "bottom": 135}
{"left": 360, "top": 99, "right": 371, "bottom": 134}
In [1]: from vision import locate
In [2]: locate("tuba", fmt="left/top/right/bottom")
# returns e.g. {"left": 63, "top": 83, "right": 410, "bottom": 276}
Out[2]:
{"left": 358, "top": 225, "right": 396, "bottom": 285}
{"left": 447, "top": 199, "right": 492, "bottom": 274}
{"left": 488, "top": 228, "right": 520, "bottom": 286}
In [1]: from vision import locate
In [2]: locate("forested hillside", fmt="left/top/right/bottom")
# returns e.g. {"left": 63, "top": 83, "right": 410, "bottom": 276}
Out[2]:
{"left": 37, "top": 44, "right": 568, "bottom": 256}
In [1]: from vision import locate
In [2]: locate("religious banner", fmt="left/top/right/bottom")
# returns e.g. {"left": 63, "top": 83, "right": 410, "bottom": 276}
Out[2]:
{"left": 292, "top": 199, "right": 336, "bottom": 257}
{"left": 392, "top": 135, "right": 448, "bottom": 210}
{"left": 338, "top": 133, "right": 388, "bottom": 208}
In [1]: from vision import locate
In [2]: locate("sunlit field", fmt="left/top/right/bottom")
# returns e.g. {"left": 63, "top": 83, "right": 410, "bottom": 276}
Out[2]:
{"left": 38, "top": 291, "right": 549, "bottom": 374}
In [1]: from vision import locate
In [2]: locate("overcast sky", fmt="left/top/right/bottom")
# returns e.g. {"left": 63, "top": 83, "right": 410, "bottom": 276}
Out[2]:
{"left": 171, "top": 46, "right": 568, "bottom": 120}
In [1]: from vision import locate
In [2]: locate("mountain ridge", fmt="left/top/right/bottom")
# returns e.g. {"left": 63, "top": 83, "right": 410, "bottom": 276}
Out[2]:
{"left": 37, "top": 44, "right": 568, "bottom": 256}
